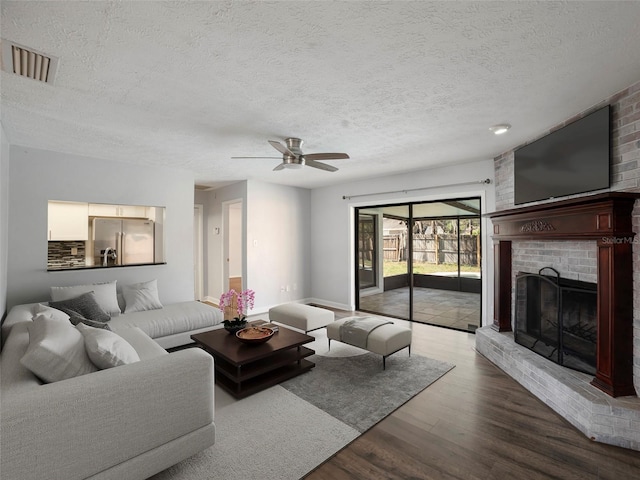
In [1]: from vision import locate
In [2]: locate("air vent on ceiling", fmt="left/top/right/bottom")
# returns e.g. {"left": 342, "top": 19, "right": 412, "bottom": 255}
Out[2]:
{"left": 195, "top": 184, "right": 215, "bottom": 191}
{"left": 1, "top": 40, "right": 58, "bottom": 84}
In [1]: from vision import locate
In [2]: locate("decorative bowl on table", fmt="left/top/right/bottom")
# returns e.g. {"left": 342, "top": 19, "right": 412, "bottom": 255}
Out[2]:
{"left": 236, "top": 326, "right": 275, "bottom": 345}
{"left": 224, "top": 319, "right": 248, "bottom": 335}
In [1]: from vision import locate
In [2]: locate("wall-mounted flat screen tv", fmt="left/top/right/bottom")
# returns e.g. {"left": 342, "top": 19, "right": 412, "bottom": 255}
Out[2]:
{"left": 514, "top": 105, "right": 610, "bottom": 205}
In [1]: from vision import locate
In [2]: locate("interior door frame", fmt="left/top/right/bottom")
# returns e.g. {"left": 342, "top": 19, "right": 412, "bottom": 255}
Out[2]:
{"left": 222, "top": 199, "right": 243, "bottom": 293}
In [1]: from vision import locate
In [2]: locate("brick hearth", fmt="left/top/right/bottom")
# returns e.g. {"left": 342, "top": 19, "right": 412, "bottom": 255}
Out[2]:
{"left": 476, "top": 326, "right": 640, "bottom": 450}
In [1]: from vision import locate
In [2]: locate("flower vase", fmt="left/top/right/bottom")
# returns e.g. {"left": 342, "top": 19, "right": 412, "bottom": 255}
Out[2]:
{"left": 223, "top": 318, "right": 247, "bottom": 334}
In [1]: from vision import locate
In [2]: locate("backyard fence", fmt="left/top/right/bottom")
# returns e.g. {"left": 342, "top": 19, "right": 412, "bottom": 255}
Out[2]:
{"left": 384, "top": 233, "right": 480, "bottom": 266}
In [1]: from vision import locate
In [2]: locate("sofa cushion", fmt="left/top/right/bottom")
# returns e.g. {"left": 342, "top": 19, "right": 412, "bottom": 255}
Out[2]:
{"left": 122, "top": 279, "right": 163, "bottom": 313}
{"left": 110, "top": 301, "right": 223, "bottom": 339}
{"left": 0, "top": 322, "right": 42, "bottom": 391}
{"left": 114, "top": 326, "right": 169, "bottom": 359}
{"left": 51, "top": 280, "right": 121, "bottom": 316}
{"left": 19, "top": 315, "right": 98, "bottom": 383}
{"left": 77, "top": 323, "right": 140, "bottom": 369}
{"left": 49, "top": 291, "right": 111, "bottom": 323}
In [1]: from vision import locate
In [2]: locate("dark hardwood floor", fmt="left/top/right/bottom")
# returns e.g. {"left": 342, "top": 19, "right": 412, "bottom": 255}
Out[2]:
{"left": 304, "top": 310, "right": 640, "bottom": 480}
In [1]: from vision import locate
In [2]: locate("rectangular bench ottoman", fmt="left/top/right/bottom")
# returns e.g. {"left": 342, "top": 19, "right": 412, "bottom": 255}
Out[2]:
{"left": 326, "top": 316, "right": 412, "bottom": 369}
{"left": 268, "top": 303, "right": 335, "bottom": 333}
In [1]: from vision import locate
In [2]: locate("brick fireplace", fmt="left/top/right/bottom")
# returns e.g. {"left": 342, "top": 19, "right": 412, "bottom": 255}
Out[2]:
{"left": 476, "top": 192, "right": 640, "bottom": 450}
{"left": 477, "top": 79, "right": 640, "bottom": 451}
{"left": 489, "top": 192, "right": 639, "bottom": 397}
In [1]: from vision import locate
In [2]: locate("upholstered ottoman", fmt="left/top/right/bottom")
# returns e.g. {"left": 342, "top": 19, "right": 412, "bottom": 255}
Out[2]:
{"left": 326, "top": 316, "right": 412, "bottom": 369}
{"left": 268, "top": 303, "right": 335, "bottom": 333}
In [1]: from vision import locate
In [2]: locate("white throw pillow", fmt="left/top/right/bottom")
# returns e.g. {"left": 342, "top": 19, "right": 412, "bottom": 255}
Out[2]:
{"left": 20, "top": 315, "right": 98, "bottom": 383}
{"left": 76, "top": 323, "right": 140, "bottom": 369}
{"left": 33, "top": 303, "right": 70, "bottom": 323}
{"left": 51, "top": 281, "right": 121, "bottom": 316}
{"left": 122, "top": 279, "right": 163, "bottom": 313}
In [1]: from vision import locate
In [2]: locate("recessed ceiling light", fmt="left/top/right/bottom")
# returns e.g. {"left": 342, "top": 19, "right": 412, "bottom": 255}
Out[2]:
{"left": 490, "top": 124, "right": 511, "bottom": 135}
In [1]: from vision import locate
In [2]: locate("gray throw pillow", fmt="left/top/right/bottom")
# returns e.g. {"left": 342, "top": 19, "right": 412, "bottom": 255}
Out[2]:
{"left": 49, "top": 291, "right": 111, "bottom": 323}
{"left": 69, "top": 314, "right": 112, "bottom": 330}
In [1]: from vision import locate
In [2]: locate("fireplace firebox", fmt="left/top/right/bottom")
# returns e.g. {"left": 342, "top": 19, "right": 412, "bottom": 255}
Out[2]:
{"left": 515, "top": 267, "right": 597, "bottom": 374}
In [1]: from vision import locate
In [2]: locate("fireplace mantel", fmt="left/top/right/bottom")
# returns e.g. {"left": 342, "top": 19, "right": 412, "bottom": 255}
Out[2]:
{"left": 487, "top": 192, "right": 640, "bottom": 397}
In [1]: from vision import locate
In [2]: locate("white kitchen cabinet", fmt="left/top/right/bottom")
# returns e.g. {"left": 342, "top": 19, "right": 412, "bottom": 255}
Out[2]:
{"left": 48, "top": 201, "right": 89, "bottom": 241}
{"left": 88, "top": 204, "right": 149, "bottom": 218}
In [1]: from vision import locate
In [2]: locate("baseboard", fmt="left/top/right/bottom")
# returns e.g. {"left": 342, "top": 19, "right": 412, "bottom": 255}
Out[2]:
{"left": 306, "top": 298, "right": 353, "bottom": 312}
{"left": 203, "top": 295, "right": 218, "bottom": 305}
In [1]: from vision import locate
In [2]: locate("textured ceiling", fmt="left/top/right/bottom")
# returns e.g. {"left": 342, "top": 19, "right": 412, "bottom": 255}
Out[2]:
{"left": 1, "top": 1, "right": 640, "bottom": 189}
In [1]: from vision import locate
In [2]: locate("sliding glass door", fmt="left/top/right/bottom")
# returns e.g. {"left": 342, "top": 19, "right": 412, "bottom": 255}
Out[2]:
{"left": 357, "top": 213, "right": 377, "bottom": 289}
{"left": 381, "top": 206, "right": 411, "bottom": 320}
{"left": 356, "top": 197, "right": 481, "bottom": 333}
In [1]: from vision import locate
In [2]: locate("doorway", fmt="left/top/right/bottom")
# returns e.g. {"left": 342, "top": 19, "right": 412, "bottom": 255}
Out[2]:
{"left": 223, "top": 200, "right": 243, "bottom": 293}
{"left": 355, "top": 197, "right": 481, "bottom": 333}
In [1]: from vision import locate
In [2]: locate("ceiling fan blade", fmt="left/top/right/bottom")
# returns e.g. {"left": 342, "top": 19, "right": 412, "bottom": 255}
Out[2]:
{"left": 303, "top": 153, "right": 349, "bottom": 161}
{"left": 231, "top": 156, "right": 282, "bottom": 159}
{"left": 268, "top": 140, "right": 296, "bottom": 157}
{"left": 273, "top": 163, "right": 286, "bottom": 171}
{"left": 305, "top": 159, "right": 338, "bottom": 172}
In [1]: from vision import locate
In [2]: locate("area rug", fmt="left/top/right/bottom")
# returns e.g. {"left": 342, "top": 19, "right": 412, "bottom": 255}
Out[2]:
{"left": 149, "top": 385, "right": 359, "bottom": 480}
{"left": 281, "top": 352, "right": 455, "bottom": 432}
{"left": 151, "top": 349, "right": 454, "bottom": 480}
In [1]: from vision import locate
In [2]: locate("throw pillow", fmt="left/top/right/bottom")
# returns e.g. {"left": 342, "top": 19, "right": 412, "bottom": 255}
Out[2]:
{"left": 76, "top": 323, "right": 140, "bottom": 369}
{"left": 122, "top": 279, "right": 163, "bottom": 313}
{"left": 49, "top": 291, "right": 111, "bottom": 323}
{"left": 34, "top": 302, "right": 110, "bottom": 330}
{"left": 33, "top": 303, "right": 70, "bottom": 323}
{"left": 69, "top": 314, "right": 112, "bottom": 330}
{"left": 51, "top": 281, "right": 121, "bottom": 316}
{"left": 20, "top": 315, "right": 98, "bottom": 383}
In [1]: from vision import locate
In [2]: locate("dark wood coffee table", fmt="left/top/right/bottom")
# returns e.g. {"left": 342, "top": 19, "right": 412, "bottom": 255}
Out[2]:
{"left": 191, "top": 323, "right": 315, "bottom": 399}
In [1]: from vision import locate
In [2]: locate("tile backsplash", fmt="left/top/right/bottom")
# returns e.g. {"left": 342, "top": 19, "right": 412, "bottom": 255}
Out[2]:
{"left": 48, "top": 241, "right": 86, "bottom": 269}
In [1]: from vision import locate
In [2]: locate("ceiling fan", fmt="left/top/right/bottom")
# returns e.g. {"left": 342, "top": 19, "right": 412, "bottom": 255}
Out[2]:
{"left": 232, "top": 138, "right": 349, "bottom": 172}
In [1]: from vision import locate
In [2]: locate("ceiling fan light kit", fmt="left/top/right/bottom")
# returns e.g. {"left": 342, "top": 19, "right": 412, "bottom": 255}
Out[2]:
{"left": 233, "top": 137, "right": 349, "bottom": 172}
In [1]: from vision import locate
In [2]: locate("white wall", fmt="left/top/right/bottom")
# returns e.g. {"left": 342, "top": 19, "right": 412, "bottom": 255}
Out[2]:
{"left": 228, "top": 202, "right": 242, "bottom": 277}
{"left": 6, "top": 146, "right": 195, "bottom": 309}
{"left": 310, "top": 159, "right": 496, "bottom": 325}
{"left": 194, "top": 190, "right": 211, "bottom": 297}
{"left": 0, "top": 124, "right": 9, "bottom": 320}
{"left": 246, "top": 180, "right": 311, "bottom": 312}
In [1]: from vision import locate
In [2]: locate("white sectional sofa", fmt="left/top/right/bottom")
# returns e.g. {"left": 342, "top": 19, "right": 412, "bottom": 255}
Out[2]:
{"left": 0, "top": 283, "right": 224, "bottom": 480}
{"left": 2, "top": 299, "right": 224, "bottom": 350}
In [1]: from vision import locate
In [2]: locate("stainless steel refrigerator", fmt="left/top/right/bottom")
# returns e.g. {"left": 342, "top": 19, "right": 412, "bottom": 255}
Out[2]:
{"left": 92, "top": 217, "right": 155, "bottom": 266}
